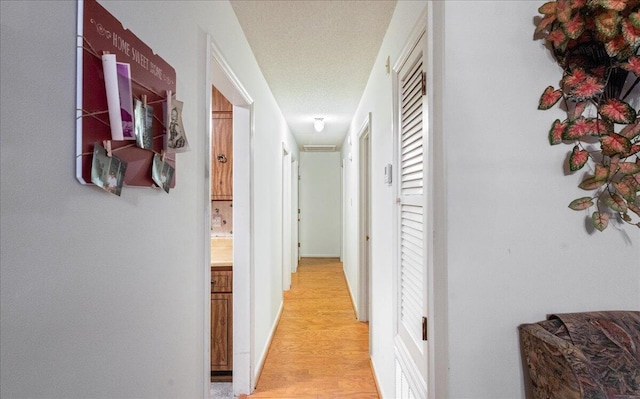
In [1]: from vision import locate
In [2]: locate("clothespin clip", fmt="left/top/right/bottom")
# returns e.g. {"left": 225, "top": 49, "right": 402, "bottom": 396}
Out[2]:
{"left": 142, "top": 94, "right": 147, "bottom": 108}
{"left": 161, "top": 150, "right": 167, "bottom": 162}
{"left": 103, "top": 140, "right": 112, "bottom": 157}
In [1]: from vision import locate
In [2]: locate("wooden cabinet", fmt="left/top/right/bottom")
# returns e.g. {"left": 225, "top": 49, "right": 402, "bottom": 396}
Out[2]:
{"left": 211, "top": 87, "right": 233, "bottom": 200}
{"left": 211, "top": 268, "right": 232, "bottom": 380}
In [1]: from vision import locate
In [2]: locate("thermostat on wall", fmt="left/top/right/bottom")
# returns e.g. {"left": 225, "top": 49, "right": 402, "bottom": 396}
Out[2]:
{"left": 384, "top": 164, "right": 392, "bottom": 185}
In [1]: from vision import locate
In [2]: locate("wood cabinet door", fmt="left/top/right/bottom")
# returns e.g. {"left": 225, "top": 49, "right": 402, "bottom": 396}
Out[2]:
{"left": 211, "top": 116, "right": 233, "bottom": 200}
{"left": 211, "top": 293, "right": 233, "bottom": 371}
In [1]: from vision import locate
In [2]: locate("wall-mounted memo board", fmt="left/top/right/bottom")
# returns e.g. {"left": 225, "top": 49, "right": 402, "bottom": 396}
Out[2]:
{"left": 76, "top": 0, "right": 176, "bottom": 188}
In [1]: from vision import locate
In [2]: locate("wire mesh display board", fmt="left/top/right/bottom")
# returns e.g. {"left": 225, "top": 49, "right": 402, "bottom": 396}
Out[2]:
{"left": 76, "top": 0, "right": 176, "bottom": 188}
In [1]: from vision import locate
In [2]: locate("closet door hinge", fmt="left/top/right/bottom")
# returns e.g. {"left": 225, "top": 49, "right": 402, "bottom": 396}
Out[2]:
{"left": 422, "top": 316, "right": 428, "bottom": 341}
{"left": 421, "top": 72, "right": 426, "bottom": 96}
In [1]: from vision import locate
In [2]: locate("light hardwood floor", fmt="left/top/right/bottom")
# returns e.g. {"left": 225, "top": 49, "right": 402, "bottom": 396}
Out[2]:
{"left": 242, "top": 257, "right": 379, "bottom": 399}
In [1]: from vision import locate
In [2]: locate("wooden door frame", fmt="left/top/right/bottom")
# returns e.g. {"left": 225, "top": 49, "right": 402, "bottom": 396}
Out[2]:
{"left": 205, "top": 35, "right": 255, "bottom": 398}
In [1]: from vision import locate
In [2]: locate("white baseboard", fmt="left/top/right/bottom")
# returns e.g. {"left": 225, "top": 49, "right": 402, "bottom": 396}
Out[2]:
{"left": 299, "top": 254, "right": 341, "bottom": 258}
{"left": 253, "top": 301, "right": 284, "bottom": 386}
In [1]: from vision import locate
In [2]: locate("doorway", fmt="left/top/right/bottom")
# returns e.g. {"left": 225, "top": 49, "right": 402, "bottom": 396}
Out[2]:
{"left": 282, "top": 144, "right": 292, "bottom": 291}
{"left": 358, "top": 114, "right": 372, "bottom": 323}
{"left": 206, "top": 35, "right": 254, "bottom": 398}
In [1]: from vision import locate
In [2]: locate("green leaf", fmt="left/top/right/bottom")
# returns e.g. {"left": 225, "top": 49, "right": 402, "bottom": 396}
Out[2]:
{"left": 579, "top": 176, "right": 606, "bottom": 190}
{"left": 538, "top": 1, "right": 556, "bottom": 15}
{"left": 605, "top": 193, "right": 628, "bottom": 212}
{"left": 569, "top": 145, "right": 589, "bottom": 171}
{"left": 539, "top": 86, "right": 563, "bottom": 110}
{"left": 569, "top": 197, "right": 594, "bottom": 210}
{"left": 598, "top": 99, "right": 636, "bottom": 124}
{"left": 629, "top": 10, "right": 640, "bottom": 28}
{"left": 549, "top": 119, "right": 566, "bottom": 145}
{"left": 592, "top": 211, "right": 609, "bottom": 231}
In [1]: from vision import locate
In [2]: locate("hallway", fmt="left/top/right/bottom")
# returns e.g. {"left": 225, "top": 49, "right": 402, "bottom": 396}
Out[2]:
{"left": 242, "top": 258, "right": 379, "bottom": 399}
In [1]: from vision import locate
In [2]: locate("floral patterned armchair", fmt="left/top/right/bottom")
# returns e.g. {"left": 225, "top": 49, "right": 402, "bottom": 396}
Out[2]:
{"left": 519, "top": 311, "right": 640, "bottom": 399}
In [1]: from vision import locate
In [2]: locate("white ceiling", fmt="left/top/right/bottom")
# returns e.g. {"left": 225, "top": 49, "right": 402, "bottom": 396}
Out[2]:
{"left": 230, "top": 0, "right": 396, "bottom": 151}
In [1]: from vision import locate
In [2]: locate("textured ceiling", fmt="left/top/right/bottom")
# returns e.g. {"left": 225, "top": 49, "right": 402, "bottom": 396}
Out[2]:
{"left": 231, "top": 0, "right": 396, "bottom": 150}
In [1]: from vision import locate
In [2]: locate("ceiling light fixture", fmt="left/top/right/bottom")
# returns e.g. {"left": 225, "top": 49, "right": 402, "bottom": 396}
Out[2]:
{"left": 313, "top": 118, "right": 325, "bottom": 132}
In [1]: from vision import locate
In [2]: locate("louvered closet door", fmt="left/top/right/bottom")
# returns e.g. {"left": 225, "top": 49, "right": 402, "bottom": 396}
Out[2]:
{"left": 396, "top": 31, "right": 427, "bottom": 387}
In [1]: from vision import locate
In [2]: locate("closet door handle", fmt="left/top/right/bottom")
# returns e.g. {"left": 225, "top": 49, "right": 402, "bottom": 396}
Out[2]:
{"left": 217, "top": 154, "right": 227, "bottom": 163}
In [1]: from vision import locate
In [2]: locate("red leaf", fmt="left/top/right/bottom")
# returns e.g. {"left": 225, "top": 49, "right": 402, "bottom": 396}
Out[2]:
{"left": 536, "top": 15, "right": 557, "bottom": 34}
{"left": 598, "top": 99, "right": 636, "bottom": 124}
{"left": 548, "top": 28, "right": 568, "bottom": 49}
{"left": 570, "top": 75, "right": 604, "bottom": 100}
{"left": 619, "top": 122, "right": 640, "bottom": 139}
{"left": 563, "top": 69, "right": 588, "bottom": 88}
{"left": 549, "top": 119, "right": 567, "bottom": 145}
{"left": 619, "top": 161, "right": 640, "bottom": 175}
{"left": 570, "top": 145, "right": 589, "bottom": 171}
{"left": 605, "top": 34, "right": 628, "bottom": 57}
{"left": 595, "top": 163, "right": 610, "bottom": 181}
{"left": 625, "top": 144, "right": 640, "bottom": 156}
{"left": 610, "top": 155, "right": 621, "bottom": 176}
{"left": 592, "top": 211, "right": 610, "bottom": 231}
{"left": 539, "top": 86, "right": 563, "bottom": 110}
{"left": 568, "top": 197, "right": 595, "bottom": 210}
{"left": 564, "top": 117, "right": 593, "bottom": 139}
{"left": 622, "top": 19, "right": 640, "bottom": 47}
{"left": 596, "top": 9, "right": 622, "bottom": 39}
{"left": 590, "top": 118, "right": 613, "bottom": 136}
{"left": 571, "top": 0, "right": 587, "bottom": 8}
{"left": 557, "top": 0, "right": 573, "bottom": 23}
{"left": 620, "top": 56, "right": 640, "bottom": 76}
{"left": 622, "top": 173, "right": 640, "bottom": 190}
{"left": 602, "top": 133, "right": 633, "bottom": 156}
{"left": 615, "top": 180, "right": 637, "bottom": 201}
{"left": 605, "top": 193, "right": 628, "bottom": 212}
{"left": 599, "top": 0, "right": 628, "bottom": 11}
{"left": 564, "top": 13, "right": 586, "bottom": 39}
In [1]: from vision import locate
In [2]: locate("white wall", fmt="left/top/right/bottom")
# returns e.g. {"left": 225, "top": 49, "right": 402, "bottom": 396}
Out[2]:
{"left": 342, "top": 1, "right": 429, "bottom": 397}
{"left": 299, "top": 152, "right": 342, "bottom": 257}
{"left": 0, "top": 1, "right": 296, "bottom": 398}
{"left": 343, "top": 1, "right": 640, "bottom": 399}
{"left": 441, "top": 2, "right": 639, "bottom": 398}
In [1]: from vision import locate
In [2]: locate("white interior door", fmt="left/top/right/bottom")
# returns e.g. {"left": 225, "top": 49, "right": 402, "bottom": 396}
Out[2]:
{"left": 291, "top": 159, "right": 299, "bottom": 272}
{"left": 395, "top": 31, "right": 428, "bottom": 397}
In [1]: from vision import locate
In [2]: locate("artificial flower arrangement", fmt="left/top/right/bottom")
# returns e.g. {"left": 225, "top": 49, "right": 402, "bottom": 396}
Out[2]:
{"left": 536, "top": 0, "right": 640, "bottom": 231}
